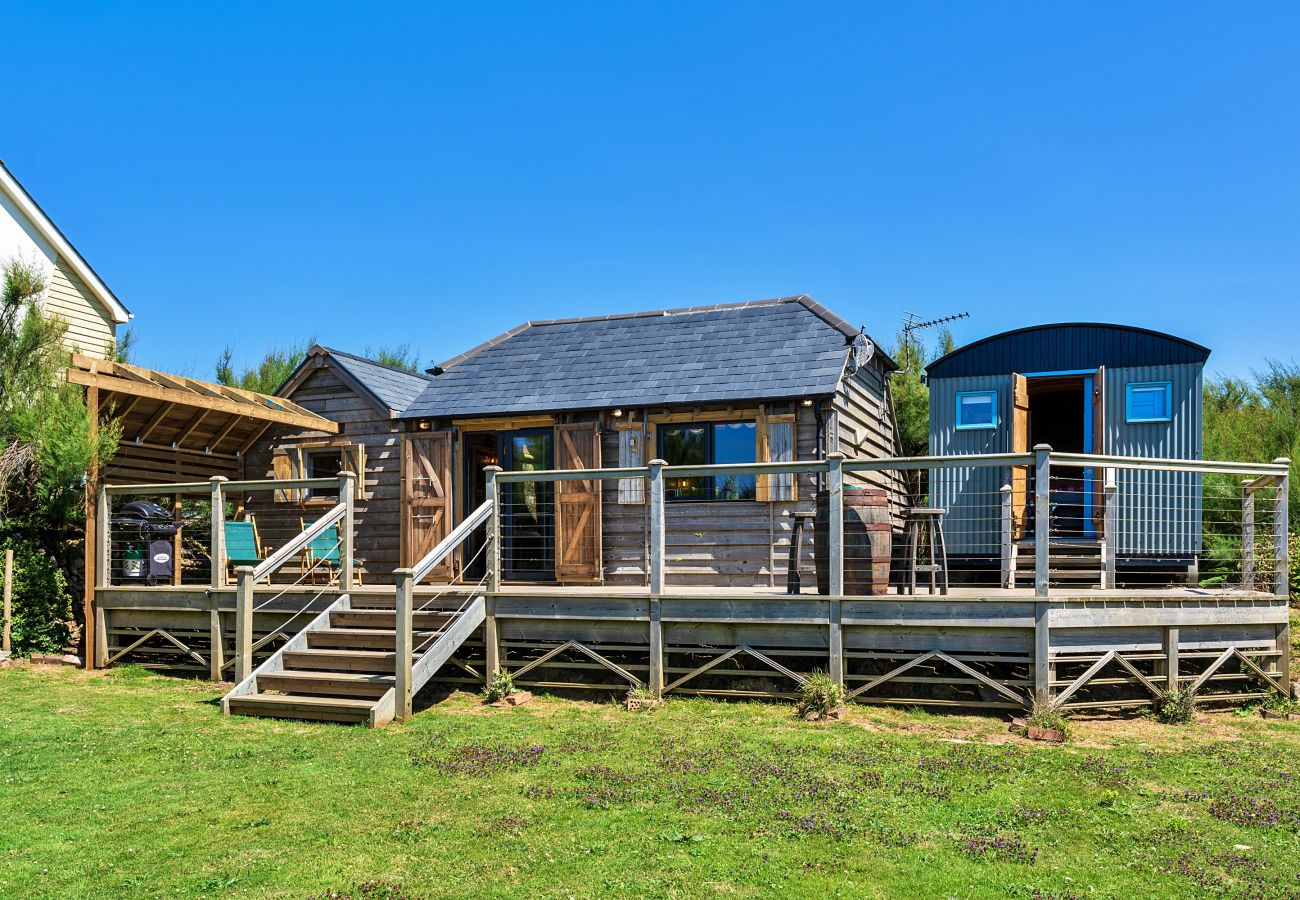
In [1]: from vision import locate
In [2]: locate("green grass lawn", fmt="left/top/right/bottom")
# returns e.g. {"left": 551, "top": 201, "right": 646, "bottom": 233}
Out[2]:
{"left": 3, "top": 666, "right": 1300, "bottom": 899}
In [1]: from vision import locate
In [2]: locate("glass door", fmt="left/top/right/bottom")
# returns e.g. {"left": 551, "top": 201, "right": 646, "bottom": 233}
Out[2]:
{"left": 501, "top": 429, "right": 555, "bottom": 580}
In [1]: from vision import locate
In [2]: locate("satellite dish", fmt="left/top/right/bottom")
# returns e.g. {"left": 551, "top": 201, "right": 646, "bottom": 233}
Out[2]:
{"left": 852, "top": 334, "right": 875, "bottom": 369}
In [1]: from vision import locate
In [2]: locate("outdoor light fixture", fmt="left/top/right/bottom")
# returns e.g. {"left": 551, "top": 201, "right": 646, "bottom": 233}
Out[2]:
{"left": 416, "top": 420, "right": 431, "bottom": 431}
{"left": 802, "top": 399, "right": 814, "bottom": 407}
{"left": 612, "top": 409, "right": 624, "bottom": 417}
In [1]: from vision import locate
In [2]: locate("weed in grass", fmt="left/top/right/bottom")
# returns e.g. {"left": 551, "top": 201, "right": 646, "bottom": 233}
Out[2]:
{"left": 958, "top": 832, "right": 1039, "bottom": 865}
{"left": 413, "top": 741, "right": 546, "bottom": 775}
{"left": 1153, "top": 686, "right": 1198, "bottom": 725}
{"left": 482, "top": 668, "right": 515, "bottom": 703}
{"left": 1076, "top": 753, "right": 1134, "bottom": 787}
{"left": 1206, "top": 793, "right": 1292, "bottom": 829}
{"left": 312, "top": 881, "right": 423, "bottom": 900}
{"left": 795, "top": 669, "right": 845, "bottom": 719}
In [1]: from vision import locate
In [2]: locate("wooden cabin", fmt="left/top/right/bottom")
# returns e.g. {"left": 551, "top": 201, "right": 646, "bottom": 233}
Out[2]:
{"left": 927, "top": 322, "right": 1210, "bottom": 581}
{"left": 243, "top": 346, "right": 433, "bottom": 579}
{"left": 251, "top": 296, "right": 903, "bottom": 587}
{"left": 0, "top": 161, "right": 132, "bottom": 358}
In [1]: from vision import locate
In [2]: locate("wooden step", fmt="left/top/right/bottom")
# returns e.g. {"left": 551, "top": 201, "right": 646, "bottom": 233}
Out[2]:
{"left": 307, "top": 628, "right": 441, "bottom": 651}
{"left": 226, "top": 692, "right": 375, "bottom": 724}
{"left": 257, "top": 670, "right": 394, "bottom": 699}
{"left": 329, "top": 610, "right": 453, "bottom": 630}
{"left": 282, "top": 648, "right": 415, "bottom": 674}
{"left": 346, "top": 595, "right": 470, "bottom": 611}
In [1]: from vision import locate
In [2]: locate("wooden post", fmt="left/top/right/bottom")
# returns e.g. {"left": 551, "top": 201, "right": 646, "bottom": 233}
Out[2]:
{"left": 2, "top": 548, "right": 12, "bottom": 655}
{"left": 1242, "top": 479, "right": 1256, "bottom": 590}
{"left": 96, "top": 485, "right": 109, "bottom": 590}
{"left": 1033, "top": 444, "right": 1052, "bottom": 598}
{"left": 234, "top": 565, "right": 254, "bottom": 684}
{"left": 826, "top": 452, "right": 845, "bottom": 686}
{"left": 209, "top": 597, "right": 224, "bottom": 681}
{"left": 171, "top": 494, "right": 183, "bottom": 587}
{"left": 483, "top": 465, "right": 502, "bottom": 677}
{"left": 94, "top": 604, "right": 108, "bottom": 669}
{"left": 1102, "top": 470, "right": 1118, "bottom": 589}
{"left": 999, "top": 484, "right": 1014, "bottom": 589}
{"left": 209, "top": 476, "right": 227, "bottom": 590}
{"left": 1273, "top": 458, "right": 1289, "bottom": 599}
{"left": 648, "top": 597, "right": 664, "bottom": 697}
{"left": 1164, "top": 626, "right": 1180, "bottom": 691}
{"left": 648, "top": 458, "right": 666, "bottom": 594}
{"left": 1034, "top": 601, "right": 1050, "bottom": 707}
{"left": 83, "top": 383, "right": 99, "bottom": 670}
{"left": 394, "top": 568, "right": 414, "bottom": 722}
{"left": 339, "top": 470, "right": 356, "bottom": 591}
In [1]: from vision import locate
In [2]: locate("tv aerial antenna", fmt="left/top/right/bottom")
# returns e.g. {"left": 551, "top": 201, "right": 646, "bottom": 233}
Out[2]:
{"left": 901, "top": 310, "right": 969, "bottom": 345}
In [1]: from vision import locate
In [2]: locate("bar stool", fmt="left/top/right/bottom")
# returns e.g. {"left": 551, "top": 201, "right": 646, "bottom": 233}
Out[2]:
{"left": 903, "top": 507, "right": 949, "bottom": 595}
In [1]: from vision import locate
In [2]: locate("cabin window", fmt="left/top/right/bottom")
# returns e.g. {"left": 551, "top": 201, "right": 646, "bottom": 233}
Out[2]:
{"left": 955, "top": 391, "right": 998, "bottom": 430}
{"left": 758, "top": 415, "right": 796, "bottom": 502}
{"left": 304, "top": 448, "right": 343, "bottom": 500}
{"left": 1126, "top": 381, "right": 1173, "bottom": 423}
{"left": 659, "top": 421, "right": 757, "bottom": 501}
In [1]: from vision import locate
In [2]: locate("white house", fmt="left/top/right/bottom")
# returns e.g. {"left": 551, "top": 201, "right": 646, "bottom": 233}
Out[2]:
{"left": 0, "top": 161, "right": 131, "bottom": 358}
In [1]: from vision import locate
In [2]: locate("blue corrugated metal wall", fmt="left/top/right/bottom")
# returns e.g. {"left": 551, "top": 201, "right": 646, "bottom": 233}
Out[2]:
{"left": 929, "top": 374, "right": 1012, "bottom": 557}
{"left": 929, "top": 363, "right": 1203, "bottom": 558}
{"left": 1103, "top": 364, "right": 1203, "bottom": 555}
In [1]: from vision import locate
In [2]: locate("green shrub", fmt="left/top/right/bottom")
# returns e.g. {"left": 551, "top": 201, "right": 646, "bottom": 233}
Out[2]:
{"left": 1022, "top": 701, "right": 1072, "bottom": 740}
{"left": 796, "top": 670, "right": 845, "bottom": 718}
{"left": 483, "top": 668, "right": 516, "bottom": 703}
{"left": 1260, "top": 692, "right": 1300, "bottom": 714}
{"left": 0, "top": 533, "right": 73, "bottom": 654}
{"left": 1154, "top": 686, "right": 1198, "bottom": 725}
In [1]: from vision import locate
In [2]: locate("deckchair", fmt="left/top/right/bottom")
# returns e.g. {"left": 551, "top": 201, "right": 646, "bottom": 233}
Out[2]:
{"left": 299, "top": 518, "right": 364, "bottom": 585}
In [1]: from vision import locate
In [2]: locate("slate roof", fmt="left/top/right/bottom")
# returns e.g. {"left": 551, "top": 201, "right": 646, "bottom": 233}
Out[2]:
{"left": 403, "top": 295, "right": 889, "bottom": 419}
{"left": 314, "top": 347, "right": 433, "bottom": 413}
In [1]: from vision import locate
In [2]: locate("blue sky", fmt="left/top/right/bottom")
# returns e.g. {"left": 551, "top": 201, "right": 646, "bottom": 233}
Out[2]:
{"left": 4, "top": 3, "right": 1298, "bottom": 380}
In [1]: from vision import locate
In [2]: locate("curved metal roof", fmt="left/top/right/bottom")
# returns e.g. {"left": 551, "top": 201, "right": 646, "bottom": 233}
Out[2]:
{"left": 925, "top": 322, "right": 1211, "bottom": 380}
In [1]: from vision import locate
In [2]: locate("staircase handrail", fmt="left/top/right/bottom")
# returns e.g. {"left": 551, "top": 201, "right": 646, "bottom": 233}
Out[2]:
{"left": 410, "top": 498, "right": 493, "bottom": 584}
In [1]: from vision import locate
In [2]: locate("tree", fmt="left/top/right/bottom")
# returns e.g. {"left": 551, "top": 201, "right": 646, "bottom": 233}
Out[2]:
{"left": 363, "top": 343, "right": 422, "bottom": 373}
{"left": 0, "top": 255, "right": 120, "bottom": 652}
{"left": 215, "top": 337, "right": 316, "bottom": 394}
{"left": 889, "top": 327, "right": 954, "bottom": 499}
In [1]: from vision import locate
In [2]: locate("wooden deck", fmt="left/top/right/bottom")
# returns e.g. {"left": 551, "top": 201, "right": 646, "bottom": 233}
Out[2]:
{"left": 95, "top": 581, "right": 1290, "bottom": 714}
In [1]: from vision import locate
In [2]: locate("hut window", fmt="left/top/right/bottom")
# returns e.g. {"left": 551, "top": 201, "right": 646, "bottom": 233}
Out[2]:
{"left": 1126, "top": 381, "right": 1173, "bottom": 423}
{"left": 659, "top": 421, "right": 757, "bottom": 501}
{"left": 955, "top": 391, "right": 998, "bottom": 430}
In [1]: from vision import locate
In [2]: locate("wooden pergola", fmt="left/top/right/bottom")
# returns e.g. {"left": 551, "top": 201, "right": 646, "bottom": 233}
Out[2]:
{"left": 67, "top": 355, "right": 338, "bottom": 668}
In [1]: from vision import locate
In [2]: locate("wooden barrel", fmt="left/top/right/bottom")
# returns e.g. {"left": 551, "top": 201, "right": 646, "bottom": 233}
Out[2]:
{"left": 815, "top": 488, "right": 893, "bottom": 595}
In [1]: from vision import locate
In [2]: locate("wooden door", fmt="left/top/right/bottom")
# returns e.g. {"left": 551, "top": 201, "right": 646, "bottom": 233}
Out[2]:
{"left": 403, "top": 431, "right": 453, "bottom": 579}
{"left": 554, "top": 422, "right": 602, "bottom": 582}
{"left": 1010, "top": 373, "right": 1031, "bottom": 539}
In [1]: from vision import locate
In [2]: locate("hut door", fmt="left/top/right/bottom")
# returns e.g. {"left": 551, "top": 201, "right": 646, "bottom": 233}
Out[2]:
{"left": 1090, "top": 366, "right": 1106, "bottom": 535}
{"left": 404, "top": 431, "right": 453, "bottom": 580}
{"left": 1010, "top": 373, "right": 1031, "bottom": 539}
{"left": 554, "top": 422, "right": 602, "bottom": 582}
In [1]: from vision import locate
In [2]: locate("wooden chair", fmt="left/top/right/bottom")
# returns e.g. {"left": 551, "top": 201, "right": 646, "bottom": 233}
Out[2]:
{"left": 224, "top": 518, "right": 270, "bottom": 582}
{"left": 299, "top": 518, "right": 364, "bottom": 585}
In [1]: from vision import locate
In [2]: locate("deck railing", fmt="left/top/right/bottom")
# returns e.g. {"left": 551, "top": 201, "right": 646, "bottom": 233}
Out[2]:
{"left": 490, "top": 448, "right": 1291, "bottom": 600}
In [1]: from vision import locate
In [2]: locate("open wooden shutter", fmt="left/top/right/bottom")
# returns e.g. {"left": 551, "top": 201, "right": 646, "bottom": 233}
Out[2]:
{"left": 404, "top": 432, "right": 452, "bottom": 579}
{"left": 1092, "top": 366, "right": 1106, "bottom": 533}
{"left": 555, "top": 422, "right": 602, "bottom": 582}
{"left": 1010, "top": 373, "right": 1031, "bottom": 539}
{"left": 343, "top": 442, "right": 368, "bottom": 501}
{"left": 272, "top": 448, "right": 303, "bottom": 502}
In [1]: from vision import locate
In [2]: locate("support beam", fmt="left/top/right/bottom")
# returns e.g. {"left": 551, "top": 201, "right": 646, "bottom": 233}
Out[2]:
{"left": 1034, "top": 601, "right": 1050, "bottom": 706}
{"left": 234, "top": 566, "right": 254, "bottom": 683}
{"left": 1164, "top": 626, "right": 1180, "bottom": 691}
{"left": 339, "top": 470, "right": 356, "bottom": 591}
{"left": 1000, "top": 484, "right": 1014, "bottom": 589}
{"left": 1102, "top": 470, "right": 1117, "bottom": 589}
{"left": 484, "top": 466, "right": 502, "bottom": 678}
{"left": 1274, "top": 458, "right": 1290, "bottom": 599}
{"left": 827, "top": 452, "right": 845, "bottom": 598}
{"left": 394, "top": 568, "right": 414, "bottom": 722}
{"left": 209, "top": 477, "right": 227, "bottom": 590}
{"left": 1034, "top": 444, "right": 1051, "bottom": 598}
{"left": 648, "top": 597, "right": 664, "bottom": 696}
{"left": 648, "top": 458, "right": 666, "bottom": 594}
{"left": 1242, "top": 480, "right": 1256, "bottom": 590}
{"left": 2, "top": 548, "right": 11, "bottom": 655}
{"left": 83, "top": 383, "right": 99, "bottom": 670}
{"left": 209, "top": 599, "right": 224, "bottom": 681}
